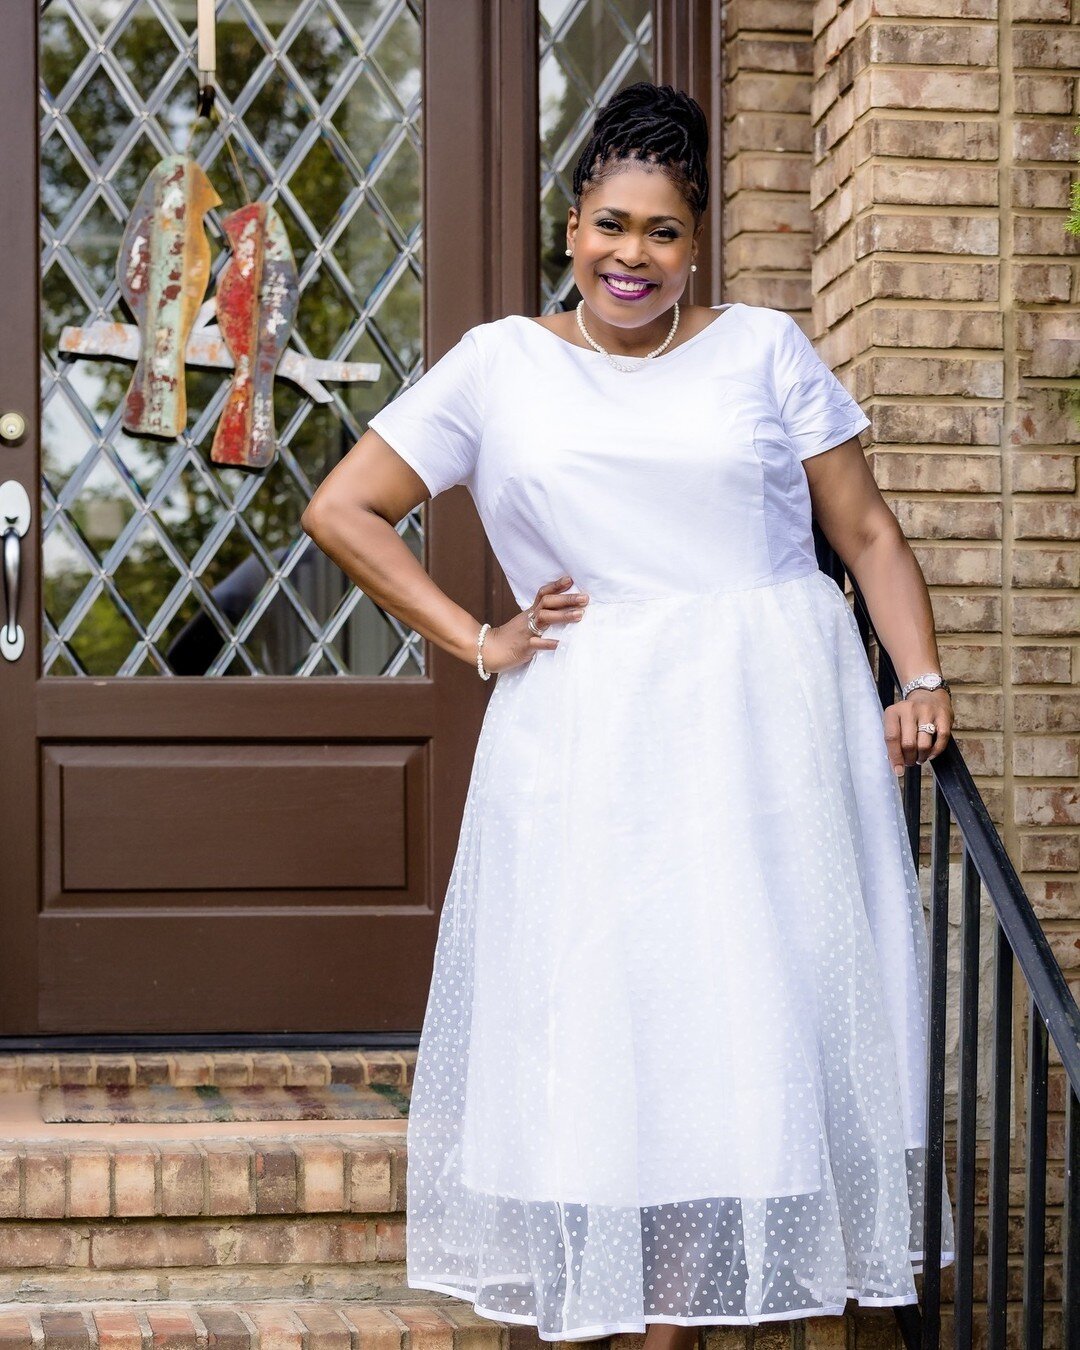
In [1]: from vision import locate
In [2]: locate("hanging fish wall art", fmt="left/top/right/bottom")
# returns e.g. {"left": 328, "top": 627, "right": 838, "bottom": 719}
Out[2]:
{"left": 60, "top": 152, "right": 379, "bottom": 470}
{"left": 211, "top": 202, "right": 299, "bottom": 469}
{"left": 117, "top": 153, "right": 221, "bottom": 438}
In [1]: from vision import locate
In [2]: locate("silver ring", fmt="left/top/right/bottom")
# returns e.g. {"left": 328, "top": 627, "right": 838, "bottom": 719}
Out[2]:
{"left": 527, "top": 610, "right": 542, "bottom": 636}
{"left": 918, "top": 722, "right": 937, "bottom": 735}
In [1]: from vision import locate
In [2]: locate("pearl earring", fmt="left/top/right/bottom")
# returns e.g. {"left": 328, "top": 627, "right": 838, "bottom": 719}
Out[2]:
{"left": 690, "top": 263, "right": 697, "bottom": 272}
{"left": 565, "top": 247, "right": 572, "bottom": 255}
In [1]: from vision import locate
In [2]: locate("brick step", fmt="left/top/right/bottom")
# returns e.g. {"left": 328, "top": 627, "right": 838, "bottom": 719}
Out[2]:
{"left": 0, "top": 1211, "right": 407, "bottom": 1302}
{"left": 0, "top": 1131, "right": 406, "bottom": 1221}
{"left": 0, "top": 1299, "right": 533, "bottom": 1350}
{"left": 0, "top": 1300, "right": 913, "bottom": 1350}
{"left": 0, "top": 1050, "right": 416, "bottom": 1092}
{"left": 0, "top": 1126, "right": 410, "bottom": 1302}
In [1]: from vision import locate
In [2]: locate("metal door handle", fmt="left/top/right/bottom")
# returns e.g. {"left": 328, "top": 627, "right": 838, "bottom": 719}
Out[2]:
{"left": 0, "top": 481, "right": 31, "bottom": 663}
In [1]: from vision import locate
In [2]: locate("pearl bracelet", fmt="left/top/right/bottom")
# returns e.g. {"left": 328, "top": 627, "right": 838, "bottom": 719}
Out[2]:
{"left": 476, "top": 622, "right": 492, "bottom": 680}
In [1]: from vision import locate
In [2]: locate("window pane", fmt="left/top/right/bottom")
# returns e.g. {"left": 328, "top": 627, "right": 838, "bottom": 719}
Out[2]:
{"left": 39, "top": 0, "right": 424, "bottom": 676}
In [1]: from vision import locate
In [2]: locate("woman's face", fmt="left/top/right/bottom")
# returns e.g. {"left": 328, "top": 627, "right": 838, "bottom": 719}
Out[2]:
{"left": 567, "top": 161, "right": 699, "bottom": 339}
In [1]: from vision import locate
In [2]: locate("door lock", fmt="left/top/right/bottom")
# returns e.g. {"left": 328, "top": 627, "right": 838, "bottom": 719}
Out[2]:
{"left": 0, "top": 412, "right": 27, "bottom": 443}
{"left": 0, "top": 480, "right": 31, "bottom": 662}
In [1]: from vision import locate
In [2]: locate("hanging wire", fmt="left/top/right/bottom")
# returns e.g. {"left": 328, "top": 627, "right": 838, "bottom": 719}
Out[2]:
{"left": 184, "top": 81, "right": 253, "bottom": 210}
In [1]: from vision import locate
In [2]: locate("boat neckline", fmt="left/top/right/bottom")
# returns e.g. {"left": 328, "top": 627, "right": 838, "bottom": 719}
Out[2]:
{"left": 515, "top": 302, "right": 743, "bottom": 363}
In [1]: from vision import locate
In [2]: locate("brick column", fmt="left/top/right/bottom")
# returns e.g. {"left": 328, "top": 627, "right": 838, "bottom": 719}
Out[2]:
{"left": 806, "top": 0, "right": 1080, "bottom": 983}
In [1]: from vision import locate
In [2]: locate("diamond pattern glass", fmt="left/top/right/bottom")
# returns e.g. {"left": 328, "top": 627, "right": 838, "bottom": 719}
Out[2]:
{"left": 39, "top": 0, "right": 423, "bottom": 676}
{"left": 539, "top": 0, "right": 653, "bottom": 316}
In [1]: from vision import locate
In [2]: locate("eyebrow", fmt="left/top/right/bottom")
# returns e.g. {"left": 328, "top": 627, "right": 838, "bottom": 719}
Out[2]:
{"left": 591, "top": 207, "right": 684, "bottom": 225}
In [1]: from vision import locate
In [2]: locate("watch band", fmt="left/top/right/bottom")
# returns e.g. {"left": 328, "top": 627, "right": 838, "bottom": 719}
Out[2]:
{"left": 901, "top": 673, "right": 950, "bottom": 698}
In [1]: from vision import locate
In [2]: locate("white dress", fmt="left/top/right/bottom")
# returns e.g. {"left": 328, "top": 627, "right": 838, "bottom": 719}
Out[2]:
{"left": 367, "top": 302, "right": 955, "bottom": 1340}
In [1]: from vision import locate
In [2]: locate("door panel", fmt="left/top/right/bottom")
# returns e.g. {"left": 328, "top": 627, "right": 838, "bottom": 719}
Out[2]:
{"left": 43, "top": 744, "right": 421, "bottom": 894}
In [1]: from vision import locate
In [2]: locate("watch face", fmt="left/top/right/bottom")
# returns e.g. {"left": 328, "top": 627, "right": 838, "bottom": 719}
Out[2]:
{"left": 924, "top": 674, "right": 943, "bottom": 689}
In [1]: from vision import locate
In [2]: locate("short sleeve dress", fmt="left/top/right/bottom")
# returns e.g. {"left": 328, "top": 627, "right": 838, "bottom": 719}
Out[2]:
{"left": 367, "top": 302, "right": 955, "bottom": 1340}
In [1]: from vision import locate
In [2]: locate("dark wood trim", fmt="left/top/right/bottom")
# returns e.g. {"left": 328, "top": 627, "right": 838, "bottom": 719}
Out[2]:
{"left": 486, "top": 0, "right": 539, "bottom": 627}
{"left": 0, "top": 0, "right": 41, "bottom": 1033}
{"left": 0, "top": 1032, "right": 421, "bottom": 1051}
{"left": 416, "top": 0, "right": 497, "bottom": 914}
{"left": 654, "top": 0, "right": 724, "bottom": 304}
{"left": 36, "top": 678, "right": 438, "bottom": 740}
{"left": 487, "top": 0, "right": 540, "bottom": 324}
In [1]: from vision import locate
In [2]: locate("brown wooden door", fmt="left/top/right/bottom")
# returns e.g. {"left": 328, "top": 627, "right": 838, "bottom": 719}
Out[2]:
{"left": 0, "top": 0, "right": 521, "bottom": 1037}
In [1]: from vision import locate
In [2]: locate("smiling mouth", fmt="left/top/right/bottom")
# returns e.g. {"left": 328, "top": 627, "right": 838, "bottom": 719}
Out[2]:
{"left": 599, "top": 274, "right": 659, "bottom": 294}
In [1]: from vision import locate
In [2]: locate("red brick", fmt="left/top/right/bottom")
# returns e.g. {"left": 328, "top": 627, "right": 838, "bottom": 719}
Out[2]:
{"left": 254, "top": 1145, "right": 298, "bottom": 1214}
{"left": 243, "top": 1307, "right": 301, "bottom": 1350}
{"left": 193, "top": 1307, "right": 248, "bottom": 1350}
{"left": 292, "top": 1307, "right": 352, "bottom": 1350}
{"left": 206, "top": 1142, "right": 253, "bottom": 1217}
{"left": 0, "top": 1313, "right": 36, "bottom": 1350}
{"left": 0, "top": 1149, "right": 21, "bottom": 1219}
{"left": 40, "top": 1311, "right": 90, "bottom": 1350}
{"left": 347, "top": 1144, "right": 393, "bottom": 1213}
{"left": 92, "top": 1057, "right": 135, "bottom": 1088}
{"left": 297, "top": 1140, "right": 346, "bottom": 1214}
{"left": 385, "top": 1307, "right": 455, "bottom": 1350}
{"left": 335, "top": 1306, "right": 404, "bottom": 1350}
{"left": 145, "top": 1310, "right": 199, "bottom": 1350}
{"left": 160, "top": 1144, "right": 205, "bottom": 1218}
{"left": 89, "top": 1309, "right": 143, "bottom": 1350}
{"left": 24, "top": 1146, "right": 66, "bottom": 1219}
{"left": 112, "top": 1145, "right": 158, "bottom": 1218}
{"left": 67, "top": 1147, "right": 111, "bottom": 1219}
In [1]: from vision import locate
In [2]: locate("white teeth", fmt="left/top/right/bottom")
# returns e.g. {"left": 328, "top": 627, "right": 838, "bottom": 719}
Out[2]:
{"left": 604, "top": 275, "right": 653, "bottom": 293}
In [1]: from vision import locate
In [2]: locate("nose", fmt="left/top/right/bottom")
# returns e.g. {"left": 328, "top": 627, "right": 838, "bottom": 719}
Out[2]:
{"left": 613, "top": 233, "right": 649, "bottom": 265}
{"left": 614, "top": 246, "right": 650, "bottom": 270}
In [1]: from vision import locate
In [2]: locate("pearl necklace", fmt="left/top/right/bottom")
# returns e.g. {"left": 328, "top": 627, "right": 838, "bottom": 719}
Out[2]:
{"left": 575, "top": 298, "right": 680, "bottom": 373}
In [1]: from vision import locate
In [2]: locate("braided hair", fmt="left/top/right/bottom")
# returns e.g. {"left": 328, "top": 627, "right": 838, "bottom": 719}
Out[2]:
{"left": 571, "top": 82, "right": 709, "bottom": 222}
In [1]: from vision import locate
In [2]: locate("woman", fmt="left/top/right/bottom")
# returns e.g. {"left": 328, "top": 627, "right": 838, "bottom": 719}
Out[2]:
{"left": 302, "top": 81, "right": 955, "bottom": 1346}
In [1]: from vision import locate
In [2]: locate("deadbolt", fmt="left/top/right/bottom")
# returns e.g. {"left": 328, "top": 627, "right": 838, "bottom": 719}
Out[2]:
{"left": 0, "top": 412, "right": 26, "bottom": 444}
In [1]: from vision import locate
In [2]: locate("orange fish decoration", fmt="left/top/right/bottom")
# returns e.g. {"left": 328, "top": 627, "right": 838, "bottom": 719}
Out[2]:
{"left": 210, "top": 202, "right": 300, "bottom": 469}
{"left": 117, "top": 154, "right": 220, "bottom": 438}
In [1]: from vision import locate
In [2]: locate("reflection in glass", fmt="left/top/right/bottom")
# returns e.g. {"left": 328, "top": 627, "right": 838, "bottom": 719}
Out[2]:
{"left": 39, "top": 0, "right": 423, "bottom": 676}
{"left": 539, "top": 0, "right": 652, "bottom": 316}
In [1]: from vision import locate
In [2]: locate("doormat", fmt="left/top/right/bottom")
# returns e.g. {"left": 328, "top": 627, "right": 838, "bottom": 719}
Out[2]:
{"left": 39, "top": 1082, "right": 410, "bottom": 1124}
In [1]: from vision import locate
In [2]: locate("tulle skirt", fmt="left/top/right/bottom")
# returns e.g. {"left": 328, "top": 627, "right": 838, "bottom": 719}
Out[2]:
{"left": 404, "top": 567, "right": 955, "bottom": 1340}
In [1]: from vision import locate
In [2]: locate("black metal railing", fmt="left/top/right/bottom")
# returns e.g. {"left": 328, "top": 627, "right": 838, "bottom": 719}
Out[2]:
{"left": 817, "top": 542, "right": 1080, "bottom": 1349}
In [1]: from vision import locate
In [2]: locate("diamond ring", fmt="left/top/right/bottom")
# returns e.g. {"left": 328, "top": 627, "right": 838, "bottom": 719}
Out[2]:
{"left": 527, "top": 610, "right": 542, "bottom": 636}
{"left": 918, "top": 722, "right": 937, "bottom": 735}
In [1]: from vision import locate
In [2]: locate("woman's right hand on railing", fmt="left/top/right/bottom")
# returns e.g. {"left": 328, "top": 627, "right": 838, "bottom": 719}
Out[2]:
{"left": 480, "top": 574, "right": 590, "bottom": 674}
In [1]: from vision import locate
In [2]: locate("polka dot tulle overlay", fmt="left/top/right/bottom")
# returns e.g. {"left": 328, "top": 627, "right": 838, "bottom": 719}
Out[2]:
{"left": 403, "top": 570, "right": 955, "bottom": 1340}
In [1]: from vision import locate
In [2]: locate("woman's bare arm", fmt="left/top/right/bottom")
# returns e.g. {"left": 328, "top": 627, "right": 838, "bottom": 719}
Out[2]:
{"left": 301, "top": 431, "right": 579, "bottom": 673}
{"left": 804, "top": 437, "right": 942, "bottom": 685}
{"left": 300, "top": 429, "right": 483, "bottom": 665}
{"left": 802, "top": 436, "right": 953, "bottom": 768}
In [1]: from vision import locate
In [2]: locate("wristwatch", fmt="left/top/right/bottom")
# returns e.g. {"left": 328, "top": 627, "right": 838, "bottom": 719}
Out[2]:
{"left": 901, "top": 672, "right": 951, "bottom": 698}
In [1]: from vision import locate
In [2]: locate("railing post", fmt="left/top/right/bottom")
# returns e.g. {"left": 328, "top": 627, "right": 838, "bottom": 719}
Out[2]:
{"left": 1023, "top": 991, "right": 1048, "bottom": 1349}
{"left": 955, "top": 845, "right": 981, "bottom": 1348}
{"left": 922, "top": 780, "right": 951, "bottom": 1350}
{"left": 987, "top": 924, "right": 1014, "bottom": 1350}
{"left": 1065, "top": 1085, "right": 1080, "bottom": 1350}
